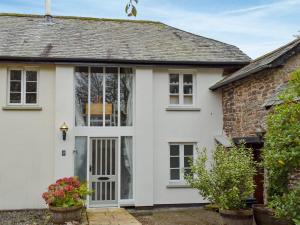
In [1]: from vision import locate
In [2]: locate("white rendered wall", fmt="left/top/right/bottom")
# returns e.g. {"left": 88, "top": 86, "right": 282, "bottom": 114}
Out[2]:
{"left": 0, "top": 65, "right": 55, "bottom": 210}
{"left": 54, "top": 66, "right": 75, "bottom": 179}
{"left": 134, "top": 67, "right": 154, "bottom": 206}
{"left": 153, "top": 68, "right": 224, "bottom": 205}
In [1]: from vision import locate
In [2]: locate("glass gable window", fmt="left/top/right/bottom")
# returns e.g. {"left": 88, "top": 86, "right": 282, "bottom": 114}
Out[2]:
{"left": 75, "top": 67, "right": 134, "bottom": 127}
{"left": 169, "top": 143, "right": 194, "bottom": 182}
{"left": 169, "top": 73, "right": 194, "bottom": 106}
{"left": 8, "top": 69, "right": 38, "bottom": 105}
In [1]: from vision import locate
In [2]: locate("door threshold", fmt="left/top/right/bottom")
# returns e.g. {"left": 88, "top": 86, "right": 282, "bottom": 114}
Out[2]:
{"left": 88, "top": 205, "right": 119, "bottom": 208}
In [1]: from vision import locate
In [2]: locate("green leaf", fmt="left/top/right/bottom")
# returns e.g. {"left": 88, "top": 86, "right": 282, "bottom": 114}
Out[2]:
{"left": 125, "top": 4, "right": 129, "bottom": 14}
{"left": 132, "top": 6, "right": 137, "bottom": 17}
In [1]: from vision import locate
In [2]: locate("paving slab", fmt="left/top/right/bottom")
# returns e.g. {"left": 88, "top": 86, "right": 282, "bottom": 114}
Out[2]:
{"left": 87, "top": 208, "right": 141, "bottom": 225}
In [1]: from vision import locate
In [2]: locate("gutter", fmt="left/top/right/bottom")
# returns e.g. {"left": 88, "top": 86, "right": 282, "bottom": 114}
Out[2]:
{"left": 0, "top": 56, "right": 249, "bottom": 68}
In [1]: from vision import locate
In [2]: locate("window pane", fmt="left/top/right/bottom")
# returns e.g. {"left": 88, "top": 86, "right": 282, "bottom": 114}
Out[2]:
{"left": 121, "top": 136, "right": 133, "bottom": 199}
{"left": 184, "top": 96, "right": 193, "bottom": 105}
{"left": 170, "top": 96, "right": 179, "bottom": 104}
{"left": 169, "top": 74, "right": 179, "bottom": 84}
{"left": 26, "top": 93, "right": 37, "bottom": 104}
{"left": 105, "top": 68, "right": 118, "bottom": 126}
{"left": 170, "top": 85, "right": 179, "bottom": 94}
{"left": 26, "top": 71, "right": 37, "bottom": 81}
{"left": 184, "top": 156, "right": 193, "bottom": 168}
{"left": 74, "top": 137, "right": 87, "bottom": 182}
{"left": 170, "top": 157, "right": 180, "bottom": 168}
{"left": 170, "top": 145, "right": 179, "bottom": 156}
{"left": 90, "top": 67, "right": 104, "bottom": 127}
{"left": 170, "top": 169, "right": 180, "bottom": 180}
{"left": 26, "top": 82, "right": 37, "bottom": 92}
{"left": 10, "top": 81, "right": 21, "bottom": 92}
{"left": 120, "top": 68, "right": 133, "bottom": 126}
{"left": 184, "top": 145, "right": 193, "bottom": 156}
{"left": 184, "top": 169, "right": 192, "bottom": 177}
{"left": 10, "top": 70, "right": 21, "bottom": 80}
{"left": 75, "top": 67, "right": 88, "bottom": 126}
{"left": 184, "top": 85, "right": 193, "bottom": 95}
{"left": 10, "top": 93, "right": 21, "bottom": 103}
{"left": 183, "top": 74, "right": 193, "bottom": 84}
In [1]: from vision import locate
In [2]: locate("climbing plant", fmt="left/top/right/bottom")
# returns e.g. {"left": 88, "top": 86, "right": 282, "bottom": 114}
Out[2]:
{"left": 263, "top": 70, "right": 300, "bottom": 222}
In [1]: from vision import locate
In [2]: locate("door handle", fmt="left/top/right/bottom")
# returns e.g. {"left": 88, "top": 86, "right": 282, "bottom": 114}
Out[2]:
{"left": 98, "top": 177, "right": 109, "bottom": 181}
{"left": 89, "top": 165, "right": 92, "bottom": 172}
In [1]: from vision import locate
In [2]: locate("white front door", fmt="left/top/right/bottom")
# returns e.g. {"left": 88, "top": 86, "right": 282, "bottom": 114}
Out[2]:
{"left": 89, "top": 138, "right": 118, "bottom": 207}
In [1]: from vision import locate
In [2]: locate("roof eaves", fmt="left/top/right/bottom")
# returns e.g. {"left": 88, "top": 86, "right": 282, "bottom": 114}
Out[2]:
{"left": 0, "top": 56, "right": 250, "bottom": 67}
{"left": 209, "top": 64, "right": 272, "bottom": 90}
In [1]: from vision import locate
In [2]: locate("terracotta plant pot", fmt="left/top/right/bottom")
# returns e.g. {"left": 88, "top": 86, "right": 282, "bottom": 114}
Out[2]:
{"left": 49, "top": 205, "right": 83, "bottom": 224}
{"left": 253, "top": 204, "right": 294, "bottom": 225}
{"left": 219, "top": 209, "right": 253, "bottom": 225}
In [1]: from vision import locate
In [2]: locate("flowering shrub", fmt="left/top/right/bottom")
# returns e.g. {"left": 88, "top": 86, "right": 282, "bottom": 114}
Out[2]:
{"left": 42, "top": 177, "right": 90, "bottom": 208}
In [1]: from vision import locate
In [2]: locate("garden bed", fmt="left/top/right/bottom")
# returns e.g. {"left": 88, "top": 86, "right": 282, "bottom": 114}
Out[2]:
{"left": 0, "top": 209, "right": 88, "bottom": 225}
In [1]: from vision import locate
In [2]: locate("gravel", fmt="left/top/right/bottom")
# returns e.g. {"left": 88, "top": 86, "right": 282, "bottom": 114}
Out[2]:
{"left": 0, "top": 209, "right": 88, "bottom": 225}
{"left": 131, "top": 207, "right": 222, "bottom": 225}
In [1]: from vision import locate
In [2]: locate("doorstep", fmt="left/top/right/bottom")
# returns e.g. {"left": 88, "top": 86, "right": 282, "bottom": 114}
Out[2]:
{"left": 87, "top": 208, "right": 141, "bottom": 225}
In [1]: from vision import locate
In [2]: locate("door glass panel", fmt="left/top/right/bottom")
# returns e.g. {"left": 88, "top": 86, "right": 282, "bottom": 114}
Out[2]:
{"left": 105, "top": 68, "right": 118, "bottom": 126}
{"left": 75, "top": 67, "right": 88, "bottom": 126}
{"left": 120, "top": 68, "right": 133, "bottom": 126}
{"left": 102, "top": 140, "right": 106, "bottom": 175}
{"left": 74, "top": 137, "right": 87, "bottom": 182}
{"left": 121, "top": 136, "right": 133, "bottom": 199}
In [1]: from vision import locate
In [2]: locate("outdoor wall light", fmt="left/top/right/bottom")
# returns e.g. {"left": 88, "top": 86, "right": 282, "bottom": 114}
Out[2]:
{"left": 60, "top": 122, "right": 69, "bottom": 141}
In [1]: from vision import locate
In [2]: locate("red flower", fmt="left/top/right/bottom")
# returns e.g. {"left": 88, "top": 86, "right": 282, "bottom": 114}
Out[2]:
{"left": 42, "top": 192, "right": 49, "bottom": 200}
{"left": 64, "top": 185, "right": 74, "bottom": 192}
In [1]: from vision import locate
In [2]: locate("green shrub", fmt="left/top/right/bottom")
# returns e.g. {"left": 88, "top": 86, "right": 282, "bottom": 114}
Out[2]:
{"left": 186, "top": 144, "right": 256, "bottom": 210}
{"left": 263, "top": 70, "right": 300, "bottom": 221}
{"left": 268, "top": 184, "right": 300, "bottom": 222}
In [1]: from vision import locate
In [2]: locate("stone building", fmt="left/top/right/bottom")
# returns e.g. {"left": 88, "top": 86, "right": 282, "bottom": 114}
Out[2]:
{"left": 210, "top": 38, "right": 300, "bottom": 203}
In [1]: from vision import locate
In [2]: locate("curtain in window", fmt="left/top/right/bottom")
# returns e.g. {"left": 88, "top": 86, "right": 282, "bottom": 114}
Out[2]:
{"left": 121, "top": 136, "right": 133, "bottom": 199}
{"left": 74, "top": 137, "right": 87, "bottom": 182}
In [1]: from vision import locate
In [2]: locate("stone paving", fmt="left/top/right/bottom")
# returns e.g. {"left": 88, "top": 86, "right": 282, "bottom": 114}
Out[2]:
{"left": 87, "top": 208, "right": 141, "bottom": 225}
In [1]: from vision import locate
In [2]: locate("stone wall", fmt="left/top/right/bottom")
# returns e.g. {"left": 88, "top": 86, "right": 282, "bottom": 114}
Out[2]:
{"left": 222, "top": 53, "right": 300, "bottom": 138}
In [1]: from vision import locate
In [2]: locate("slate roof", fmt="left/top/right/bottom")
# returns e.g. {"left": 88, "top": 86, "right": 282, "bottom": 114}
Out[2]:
{"left": 210, "top": 38, "right": 300, "bottom": 90}
{"left": 0, "top": 13, "right": 250, "bottom": 65}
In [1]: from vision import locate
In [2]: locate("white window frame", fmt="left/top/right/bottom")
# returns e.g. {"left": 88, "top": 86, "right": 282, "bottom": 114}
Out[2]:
{"left": 169, "top": 71, "right": 195, "bottom": 106}
{"left": 169, "top": 143, "right": 195, "bottom": 183}
{"left": 7, "top": 67, "right": 39, "bottom": 106}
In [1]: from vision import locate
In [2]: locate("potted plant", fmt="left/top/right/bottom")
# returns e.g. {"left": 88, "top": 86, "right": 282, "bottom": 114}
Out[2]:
{"left": 253, "top": 70, "right": 300, "bottom": 225}
{"left": 42, "top": 177, "right": 91, "bottom": 224}
{"left": 186, "top": 144, "right": 256, "bottom": 225}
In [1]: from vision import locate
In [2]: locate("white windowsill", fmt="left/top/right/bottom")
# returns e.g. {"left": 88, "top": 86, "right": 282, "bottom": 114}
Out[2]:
{"left": 166, "top": 106, "right": 201, "bottom": 111}
{"left": 167, "top": 182, "right": 192, "bottom": 188}
{"left": 2, "top": 105, "right": 42, "bottom": 111}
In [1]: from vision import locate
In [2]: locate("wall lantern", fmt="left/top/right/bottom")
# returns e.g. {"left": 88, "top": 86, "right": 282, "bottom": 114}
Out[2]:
{"left": 60, "top": 122, "right": 69, "bottom": 141}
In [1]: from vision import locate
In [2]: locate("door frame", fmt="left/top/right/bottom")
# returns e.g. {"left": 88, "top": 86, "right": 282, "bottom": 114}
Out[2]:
{"left": 87, "top": 136, "right": 120, "bottom": 208}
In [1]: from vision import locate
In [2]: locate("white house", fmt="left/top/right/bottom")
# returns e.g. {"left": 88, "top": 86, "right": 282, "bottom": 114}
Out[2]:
{"left": 0, "top": 9, "right": 250, "bottom": 210}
